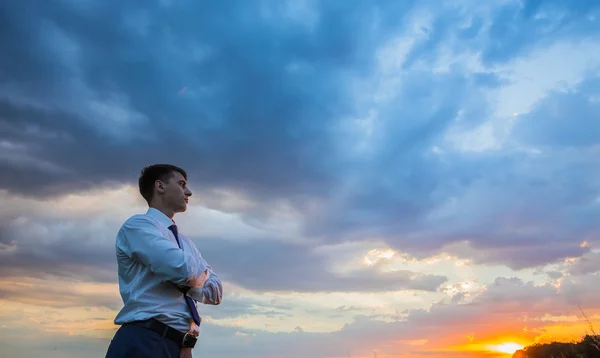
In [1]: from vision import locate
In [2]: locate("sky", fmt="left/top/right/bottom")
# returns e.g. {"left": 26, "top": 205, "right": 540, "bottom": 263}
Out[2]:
{"left": 1, "top": 0, "right": 600, "bottom": 357}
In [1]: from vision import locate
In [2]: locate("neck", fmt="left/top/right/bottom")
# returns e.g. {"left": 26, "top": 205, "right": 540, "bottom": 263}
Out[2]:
{"left": 149, "top": 203, "right": 175, "bottom": 220}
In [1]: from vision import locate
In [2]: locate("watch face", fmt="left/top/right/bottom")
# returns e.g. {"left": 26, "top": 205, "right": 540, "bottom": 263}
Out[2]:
{"left": 183, "top": 334, "right": 197, "bottom": 348}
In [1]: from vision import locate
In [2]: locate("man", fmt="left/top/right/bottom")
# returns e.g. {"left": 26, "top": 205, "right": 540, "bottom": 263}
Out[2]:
{"left": 106, "top": 164, "right": 223, "bottom": 358}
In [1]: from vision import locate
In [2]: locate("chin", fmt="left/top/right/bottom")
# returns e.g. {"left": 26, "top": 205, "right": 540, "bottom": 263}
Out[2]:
{"left": 173, "top": 204, "right": 188, "bottom": 213}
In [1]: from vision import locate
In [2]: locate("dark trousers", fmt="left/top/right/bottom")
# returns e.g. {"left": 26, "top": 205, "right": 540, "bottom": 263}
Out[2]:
{"left": 105, "top": 323, "right": 181, "bottom": 358}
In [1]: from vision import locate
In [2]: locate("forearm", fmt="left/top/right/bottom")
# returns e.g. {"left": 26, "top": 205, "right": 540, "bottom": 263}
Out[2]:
{"left": 185, "top": 286, "right": 204, "bottom": 302}
{"left": 172, "top": 251, "right": 211, "bottom": 288}
{"left": 186, "top": 269, "right": 223, "bottom": 304}
{"left": 121, "top": 218, "right": 211, "bottom": 288}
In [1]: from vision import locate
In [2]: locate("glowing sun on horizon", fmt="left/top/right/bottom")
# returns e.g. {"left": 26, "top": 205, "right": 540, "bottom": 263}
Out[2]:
{"left": 489, "top": 342, "right": 525, "bottom": 354}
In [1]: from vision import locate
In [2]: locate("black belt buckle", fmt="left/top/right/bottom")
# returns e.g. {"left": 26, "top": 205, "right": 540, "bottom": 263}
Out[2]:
{"left": 182, "top": 332, "right": 197, "bottom": 348}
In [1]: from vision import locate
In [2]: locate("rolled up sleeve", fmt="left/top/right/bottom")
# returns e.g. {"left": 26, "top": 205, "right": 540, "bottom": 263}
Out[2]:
{"left": 187, "top": 268, "right": 223, "bottom": 305}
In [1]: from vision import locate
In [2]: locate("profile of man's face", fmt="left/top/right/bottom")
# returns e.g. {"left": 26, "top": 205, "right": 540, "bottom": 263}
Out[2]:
{"left": 157, "top": 171, "right": 192, "bottom": 212}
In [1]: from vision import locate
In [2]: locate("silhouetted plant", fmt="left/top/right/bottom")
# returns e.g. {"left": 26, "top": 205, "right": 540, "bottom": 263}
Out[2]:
{"left": 513, "top": 335, "right": 600, "bottom": 358}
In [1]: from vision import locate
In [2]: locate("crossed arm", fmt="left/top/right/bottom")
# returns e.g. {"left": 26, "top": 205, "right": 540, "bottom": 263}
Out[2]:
{"left": 119, "top": 216, "right": 223, "bottom": 304}
{"left": 186, "top": 267, "right": 223, "bottom": 305}
{"left": 179, "top": 232, "right": 223, "bottom": 305}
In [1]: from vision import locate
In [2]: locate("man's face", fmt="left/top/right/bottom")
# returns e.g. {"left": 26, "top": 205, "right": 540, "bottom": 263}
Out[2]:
{"left": 159, "top": 171, "right": 192, "bottom": 213}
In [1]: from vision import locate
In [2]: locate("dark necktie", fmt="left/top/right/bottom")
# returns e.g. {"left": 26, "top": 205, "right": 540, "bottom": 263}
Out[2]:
{"left": 168, "top": 224, "right": 202, "bottom": 326}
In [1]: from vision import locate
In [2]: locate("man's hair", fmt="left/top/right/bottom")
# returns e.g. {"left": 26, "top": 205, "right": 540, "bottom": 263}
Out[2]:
{"left": 138, "top": 164, "right": 188, "bottom": 204}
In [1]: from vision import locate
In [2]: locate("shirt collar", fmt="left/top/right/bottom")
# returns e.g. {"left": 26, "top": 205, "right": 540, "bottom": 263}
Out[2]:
{"left": 146, "top": 207, "right": 175, "bottom": 228}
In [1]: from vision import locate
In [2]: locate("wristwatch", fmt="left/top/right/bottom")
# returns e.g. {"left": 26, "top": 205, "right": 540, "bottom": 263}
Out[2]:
{"left": 182, "top": 332, "right": 197, "bottom": 348}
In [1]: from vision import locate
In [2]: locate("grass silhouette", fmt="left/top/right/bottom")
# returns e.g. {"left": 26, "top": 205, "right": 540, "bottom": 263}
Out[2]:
{"left": 513, "top": 306, "right": 600, "bottom": 358}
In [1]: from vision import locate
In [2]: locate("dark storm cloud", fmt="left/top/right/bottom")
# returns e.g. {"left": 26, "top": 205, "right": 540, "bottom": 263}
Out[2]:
{"left": 0, "top": 0, "right": 415, "bottom": 199}
{"left": 1, "top": 0, "right": 600, "bottom": 276}
{"left": 2, "top": 0, "right": 595, "bottom": 199}
{"left": 0, "top": 98, "right": 151, "bottom": 196}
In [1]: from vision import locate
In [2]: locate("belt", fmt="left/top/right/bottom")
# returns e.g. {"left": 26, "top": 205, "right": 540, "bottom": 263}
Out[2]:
{"left": 126, "top": 318, "right": 198, "bottom": 349}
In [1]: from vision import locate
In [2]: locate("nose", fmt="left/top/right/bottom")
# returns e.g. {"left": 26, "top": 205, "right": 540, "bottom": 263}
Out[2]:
{"left": 185, "top": 188, "right": 192, "bottom": 197}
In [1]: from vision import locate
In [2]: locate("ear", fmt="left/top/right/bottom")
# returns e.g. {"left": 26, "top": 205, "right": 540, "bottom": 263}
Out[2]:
{"left": 154, "top": 180, "right": 165, "bottom": 194}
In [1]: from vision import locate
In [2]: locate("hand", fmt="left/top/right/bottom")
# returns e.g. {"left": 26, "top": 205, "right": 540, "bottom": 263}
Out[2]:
{"left": 189, "top": 321, "right": 200, "bottom": 336}
{"left": 186, "top": 268, "right": 210, "bottom": 288}
{"left": 179, "top": 322, "right": 200, "bottom": 358}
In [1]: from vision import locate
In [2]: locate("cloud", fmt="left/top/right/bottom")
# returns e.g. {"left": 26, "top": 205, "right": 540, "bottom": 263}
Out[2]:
{"left": 0, "top": 0, "right": 414, "bottom": 200}
{"left": 566, "top": 251, "right": 600, "bottom": 276}
{"left": 442, "top": 241, "right": 589, "bottom": 271}
{"left": 481, "top": 0, "right": 600, "bottom": 64}
{"left": 0, "top": 188, "right": 446, "bottom": 293}
{"left": 512, "top": 79, "right": 600, "bottom": 148}
{"left": 1, "top": 0, "right": 599, "bottom": 274}
{"left": 1, "top": 1, "right": 600, "bottom": 356}
{"left": 3, "top": 273, "right": 600, "bottom": 358}
{"left": 0, "top": 195, "right": 121, "bottom": 283}
{"left": 0, "top": 205, "right": 447, "bottom": 293}
{"left": 198, "top": 291, "right": 295, "bottom": 321}
{"left": 166, "top": 275, "right": 600, "bottom": 357}
{"left": 0, "top": 277, "right": 121, "bottom": 310}
{"left": 198, "top": 237, "right": 447, "bottom": 292}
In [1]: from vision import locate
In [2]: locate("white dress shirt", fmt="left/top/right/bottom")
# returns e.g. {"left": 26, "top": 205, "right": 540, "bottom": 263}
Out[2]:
{"left": 113, "top": 208, "right": 222, "bottom": 332}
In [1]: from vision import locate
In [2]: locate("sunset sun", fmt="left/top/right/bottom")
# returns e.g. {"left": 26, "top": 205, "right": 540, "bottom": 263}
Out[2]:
{"left": 489, "top": 342, "right": 525, "bottom": 354}
{"left": 0, "top": 0, "right": 598, "bottom": 357}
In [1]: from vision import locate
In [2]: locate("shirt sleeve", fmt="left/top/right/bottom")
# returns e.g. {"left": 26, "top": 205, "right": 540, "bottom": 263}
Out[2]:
{"left": 187, "top": 268, "right": 223, "bottom": 305}
{"left": 118, "top": 215, "right": 210, "bottom": 288}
